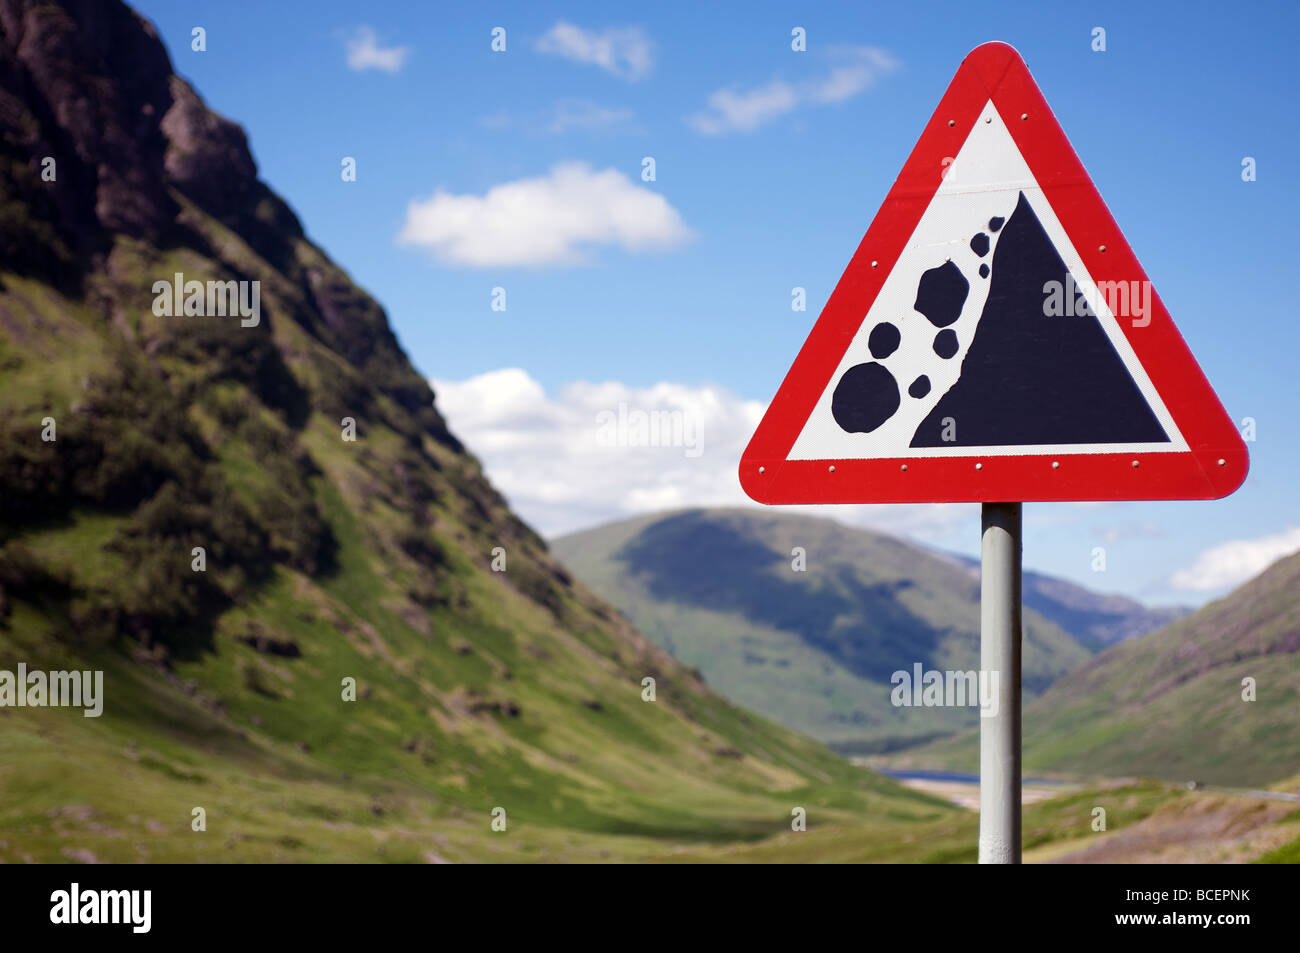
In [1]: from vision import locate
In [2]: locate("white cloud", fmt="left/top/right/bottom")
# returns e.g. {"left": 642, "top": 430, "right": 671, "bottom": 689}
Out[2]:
{"left": 690, "top": 46, "right": 899, "bottom": 135}
{"left": 535, "top": 22, "right": 654, "bottom": 81}
{"left": 808, "top": 47, "right": 899, "bottom": 103}
{"left": 482, "top": 101, "right": 636, "bottom": 135}
{"left": 344, "top": 26, "right": 409, "bottom": 73}
{"left": 397, "top": 162, "right": 692, "bottom": 267}
{"left": 548, "top": 100, "right": 635, "bottom": 134}
{"left": 432, "top": 368, "right": 977, "bottom": 544}
{"left": 1169, "top": 527, "right": 1300, "bottom": 592}
{"left": 690, "top": 81, "right": 800, "bottom": 135}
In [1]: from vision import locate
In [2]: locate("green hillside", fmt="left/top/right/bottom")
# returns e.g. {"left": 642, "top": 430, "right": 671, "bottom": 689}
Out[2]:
{"left": 942, "top": 553, "right": 1189, "bottom": 652}
{"left": 894, "top": 550, "right": 1300, "bottom": 787}
{"left": 552, "top": 508, "right": 1092, "bottom": 753}
{"left": 0, "top": 0, "right": 952, "bottom": 862}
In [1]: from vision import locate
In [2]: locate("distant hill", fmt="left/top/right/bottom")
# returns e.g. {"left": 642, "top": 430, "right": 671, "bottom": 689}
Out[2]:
{"left": 940, "top": 552, "right": 1189, "bottom": 651}
{"left": 895, "top": 548, "right": 1300, "bottom": 787}
{"left": 552, "top": 508, "right": 1121, "bottom": 754}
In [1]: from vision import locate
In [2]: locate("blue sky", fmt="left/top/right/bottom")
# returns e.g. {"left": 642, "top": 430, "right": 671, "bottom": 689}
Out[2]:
{"left": 133, "top": 0, "right": 1299, "bottom": 608}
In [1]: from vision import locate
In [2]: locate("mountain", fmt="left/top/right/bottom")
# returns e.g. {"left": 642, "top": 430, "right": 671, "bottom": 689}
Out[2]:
{"left": 0, "top": 0, "right": 950, "bottom": 862}
{"left": 896, "top": 548, "right": 1300, "bottom": 787}
{"left": 940, "top": 552, "right": 1189, "bottom": 652}
{"left": 552, "top": 508, "right": 1104, "bottom": 754}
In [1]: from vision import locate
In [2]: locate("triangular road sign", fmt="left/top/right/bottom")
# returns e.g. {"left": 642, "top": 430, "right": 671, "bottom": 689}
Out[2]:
{"left": 740, "top": 42, "right": 1247, "bottom": 505}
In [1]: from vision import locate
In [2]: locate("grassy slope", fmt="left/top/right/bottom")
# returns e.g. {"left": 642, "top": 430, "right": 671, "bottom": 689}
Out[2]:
{"left": 552, "top": 508, "right": 1090, "bottom": 753}
{"left": 663, "top": 776, "right": 1300, "bottom": 864}
{"left": 0, "top": 265, "right": 960, "bottom": 860}
{"left": 889, "top": 551, "right": 1300, "bottom": 787}
{"left": 0, "top": 555, "right": 951, "bottom": 863}
{"left": 658, "top": 780, "right": 1259, "bottom": 863}
{"left": 0, "top": 134, "right": 952, "bottom": 862}
{"left": 1258, "top": 781, "right": 1300, "bottom": 864}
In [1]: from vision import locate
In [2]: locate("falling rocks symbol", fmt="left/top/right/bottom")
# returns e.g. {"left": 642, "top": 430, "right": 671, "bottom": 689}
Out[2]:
{"left": 909, "top": 192, "right": 1170, "bottom": 448}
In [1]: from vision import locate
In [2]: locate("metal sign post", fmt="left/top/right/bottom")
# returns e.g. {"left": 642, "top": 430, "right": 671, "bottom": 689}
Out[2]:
{"left": 737, "top": 41, "right": 1248, "bottom": 865}
{"left": 978, "top": 502, "right": 1022, "bottom": 863}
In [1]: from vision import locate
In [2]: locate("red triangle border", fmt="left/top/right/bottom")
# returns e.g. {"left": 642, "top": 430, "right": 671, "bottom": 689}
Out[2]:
{"left": 740, "top": 42, "right": 1248, "bottom": 505}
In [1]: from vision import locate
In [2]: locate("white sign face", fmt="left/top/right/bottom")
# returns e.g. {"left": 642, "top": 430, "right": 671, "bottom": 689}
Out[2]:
{"left": 786, "top": 100, "right": 1185, "bottom": 462}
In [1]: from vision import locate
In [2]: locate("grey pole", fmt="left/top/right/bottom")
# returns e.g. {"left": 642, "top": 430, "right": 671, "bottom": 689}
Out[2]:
{"left": 978, "top": 501, "right": 1022, "bottom": 864}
